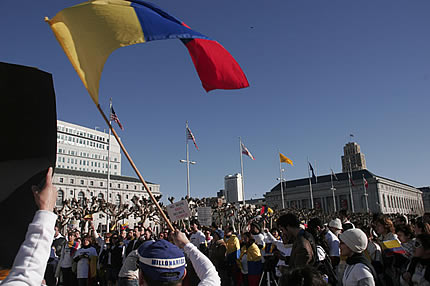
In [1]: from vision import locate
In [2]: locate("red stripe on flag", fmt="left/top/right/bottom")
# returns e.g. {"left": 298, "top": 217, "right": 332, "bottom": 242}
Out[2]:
{"left": 184, "top": 38, "right": 249, "bottom": 92}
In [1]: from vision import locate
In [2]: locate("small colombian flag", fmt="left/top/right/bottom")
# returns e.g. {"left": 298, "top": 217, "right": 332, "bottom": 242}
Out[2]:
{"left": 382, "top": 240, "right": 406, "bottom": 256}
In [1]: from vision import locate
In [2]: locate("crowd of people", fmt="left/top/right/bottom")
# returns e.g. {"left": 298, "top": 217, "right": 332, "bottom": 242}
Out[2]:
{"left": 2, "top": 168, "right": 430, "bottom": 286}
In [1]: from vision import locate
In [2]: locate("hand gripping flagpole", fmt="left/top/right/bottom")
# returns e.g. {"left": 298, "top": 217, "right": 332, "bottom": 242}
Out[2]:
{"left": 96, "top": 104, "right": 175, "bottom": 231}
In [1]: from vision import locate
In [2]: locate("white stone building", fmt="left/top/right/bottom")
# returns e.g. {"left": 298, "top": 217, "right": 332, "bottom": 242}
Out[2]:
{"left": 56, "top": 120, "right": 121, "bottom": 175}
{"left": 53, "top": 120, "right": 160, "bottom": 230}
{"left": 265, "top": 169, "right": 424, "bottom": 215}
{"left": 224, "top": 173, "right": 243, "bottom": 203}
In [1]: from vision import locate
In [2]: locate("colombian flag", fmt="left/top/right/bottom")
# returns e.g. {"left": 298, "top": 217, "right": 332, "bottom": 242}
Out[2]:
{"left": 46, "top": 0, "right": 249, "bottom": 105}
{"left": 84, "top": 214, "right": 93, "bottom": 221}
{"left": 382, "top": 239, "right": 406, "bottom": 256}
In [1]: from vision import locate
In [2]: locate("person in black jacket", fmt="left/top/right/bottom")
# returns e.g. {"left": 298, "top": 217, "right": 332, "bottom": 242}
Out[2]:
{"left": 100, "top": 234, "right": 123, "bottom": 286}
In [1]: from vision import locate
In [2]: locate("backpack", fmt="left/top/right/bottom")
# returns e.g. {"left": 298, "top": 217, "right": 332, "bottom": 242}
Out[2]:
{"left": 302, "top": 231, "right": 338, "bottom": 286}
{"left": 314, "top": 246, "right": 339, "bottom": 286}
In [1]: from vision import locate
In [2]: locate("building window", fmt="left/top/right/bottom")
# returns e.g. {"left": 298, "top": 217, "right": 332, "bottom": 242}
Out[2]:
{"left": 90, "top": 181, "right": 94, "bottom": 186}
{"left": 56, "top": 190, "right": 64, "bottom": 207}
{"left": 126, "top": 185, "right": 128, "bottom": 189}
{"left": 383, "top": 194, "right": 386, "bottom": 207}
{"left": 80, "top": 180, "right": 84, "bottom": 185}
{"left": 59, "top": 178, "right": 63, "bottom": 183}
{"left": 142, "top": 186, "right": 145, "bottom": 191}
{"left": 98, "top": 193, "right": 104, "bottom": 200}
{"left": 126, "top": 195, "right": 129, "bottom": 199}
{"left": 100, "top": 182, "right": 103, "bottom": 187}
{"left": 115, "top": 194, "right": 121, "bottom": 205}
{"left": 90, "top": 192, "right": 93, "bottom": 196}
{"left": 70, "top": 190, "right": 73, "bottom": 196}
{"left": 117, "top": 184, "right": 121, "bottom": 188}
{"left": 70, "top": 179, "right": 74, "bottom": 184}
{"left": 78, "top": 191, "right": 85, "bottom": 207}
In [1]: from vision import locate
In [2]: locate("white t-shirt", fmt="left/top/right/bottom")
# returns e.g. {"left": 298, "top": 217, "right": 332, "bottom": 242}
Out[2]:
{"left": 252, "top": 233, "right": 265, "bottom": 248}
{"left": 342, "top": 263, "right": 375, "bottom": 286}
{"left": 73, "top": 247, "right": 98, "bottom": 279}
{"left": 325, "top": 230, "right": 340, "bottom": 257}
{"left": 190, "top": 231, "right": 206, "bottom": 247}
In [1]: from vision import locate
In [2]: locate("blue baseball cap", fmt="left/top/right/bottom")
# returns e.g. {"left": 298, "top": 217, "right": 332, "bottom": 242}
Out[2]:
{"left": 214, "top": 229, "right": 224, "bottom": 239}
{"left": 137, "top": 240, "right": 186, "bottom": 282}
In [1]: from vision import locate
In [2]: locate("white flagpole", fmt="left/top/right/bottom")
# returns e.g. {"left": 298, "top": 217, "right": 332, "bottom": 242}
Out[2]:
{"left": 186, "top": 121, "right": 191, "bottom": 198}
{"left": 239, "top": 137, "right": 245, "bottom": 203}
{"left": 348, "top": 158, "right": 355, "bottom": 212}
{"left": 314, "top": 160, "right": 318, "bottom": 183}
{"left": 279, "top": 154, "right": 285, "bottom": 209}
{"left": 363, "top": 174, "right": 369, "bottom": 213}
{"left": 307, "top": 159, "right": 314, "bottom": 209}
{"left": 330, "top": 170, "right": 336, "bottom": 213}
{"left": 106, "top": 98, "right": 112, "bottom": 231}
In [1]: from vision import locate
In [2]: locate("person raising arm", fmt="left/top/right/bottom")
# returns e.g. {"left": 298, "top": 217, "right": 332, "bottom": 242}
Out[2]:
{"left": 1, "top": 167, "right": 58, "bottom": 286}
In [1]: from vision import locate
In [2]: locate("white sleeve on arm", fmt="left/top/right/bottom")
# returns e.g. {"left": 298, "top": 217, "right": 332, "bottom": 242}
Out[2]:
{"left": 1, "top": 210, "right": 57, "bottom": 286}
{"left": 183, "top": 243, "right": 220, "bottom": 286}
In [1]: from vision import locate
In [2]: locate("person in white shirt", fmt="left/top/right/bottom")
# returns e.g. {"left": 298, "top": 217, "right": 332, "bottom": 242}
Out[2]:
{"left": 1, "top": 167, "right": 58, "bottom": 286}
{"left": 55, "top": 232, "right": 79, "bottom": 286}
{"left": 73, "top": 235, "right": 98, "bottom": 286}
{"left": 339, "top": 229, "right": 376, "bottom": 286}
{"left": 189, "top": 220, "right": 206, "bottom": 248}
{"left": 118, "top": 250, "right": 140, "bottom": 286}
{"left": 250, "top": 223, "right": 265, "bottom": 250}
{"left": 325, "top": 218, "right": 342, "bottom": 267}
{"left": 137, "top": 230, "right": 220, "bottom": 286}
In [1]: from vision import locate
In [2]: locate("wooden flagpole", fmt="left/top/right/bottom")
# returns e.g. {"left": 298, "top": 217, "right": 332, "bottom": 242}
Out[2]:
{"left": 97, "top": 104, "right": 174, "bottom": 231}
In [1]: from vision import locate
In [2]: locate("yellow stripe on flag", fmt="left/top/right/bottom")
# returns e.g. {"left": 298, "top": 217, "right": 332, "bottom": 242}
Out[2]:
{"left": 279, "top": 153, "right": 293, "bottom": 165}
{"left": 382, "top": 239, "right": 401, "bottom": 250}
{"left": 46, "top": 0, "right": 145, "bottom": 105}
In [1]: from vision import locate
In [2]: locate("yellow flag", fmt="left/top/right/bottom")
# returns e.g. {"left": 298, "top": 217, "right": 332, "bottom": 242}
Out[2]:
{"left": 279, "top": 153, "right": 293, "bottom": 165}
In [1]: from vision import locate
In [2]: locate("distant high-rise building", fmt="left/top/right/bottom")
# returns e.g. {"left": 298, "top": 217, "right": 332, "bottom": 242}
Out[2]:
{"left": 224, "top": 174, "right": 243, "bottom": 203}
{"left": 341, "top": 142, "right": 367, "bottom": 173}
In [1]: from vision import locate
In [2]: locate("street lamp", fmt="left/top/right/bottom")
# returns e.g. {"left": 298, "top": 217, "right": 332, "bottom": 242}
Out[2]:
{"left": 180, "top": 159, "right": 196, "bottom": 198}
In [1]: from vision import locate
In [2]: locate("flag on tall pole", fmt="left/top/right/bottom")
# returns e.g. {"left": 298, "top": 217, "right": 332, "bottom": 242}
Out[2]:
{"left": 347, "top": 158, "right": 355, "bottom": 212}
{"left": 330, "top": 168, "right": 337, "bottom": 212}
{"left": 348, "top": 171, "right": 355, "bottom": 186}
{"left": 307, "top": 159, "right": 315, "bottom": 209}
{"left": 330, "top": 168, "right": 338, "bottom": 181}
{"left": 110, "top": 105, "right": 124, "bottom": 130}
{"left": 186, "top": 126, "right": 199, "bottom": 150}
{"left": 308, "top": 162, "right": 317, "bottom": 183}
{"left": 362, "top": 174, "right": 369, "bottom": 212}
{"left": 363, "top": 175, "right": 368, "bottom": 189}
{"left": 241, "top": 143, "right": 255, "bottom": 160}
{"left": 279, "top": 153, "right": 293, "bottom": 165}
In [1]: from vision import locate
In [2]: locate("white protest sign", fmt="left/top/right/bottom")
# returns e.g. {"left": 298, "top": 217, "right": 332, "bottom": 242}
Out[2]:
{"left": 166, "top": 200, "right": 191, "bottom": 222}
{"left": 198, "top": 207, "right": 212, "bottom": 226}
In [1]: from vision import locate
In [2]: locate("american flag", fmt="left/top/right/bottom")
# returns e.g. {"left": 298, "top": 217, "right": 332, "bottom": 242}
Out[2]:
{"left": 348, "top": 171, "right": 355, "bottom": 186}
{"left": 186, "top": 127, "right": 198, "bottom": 150}
{"left": 241, "top": 143, "right": 255, "bottom": 160}
{"left": 110, "top": 106, "right": 124, "bottom": 130}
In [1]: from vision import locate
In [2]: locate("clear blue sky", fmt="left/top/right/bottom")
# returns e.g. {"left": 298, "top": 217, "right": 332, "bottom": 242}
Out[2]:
{"left": 1, "top": 0, "right": 429, "bottom": 202}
